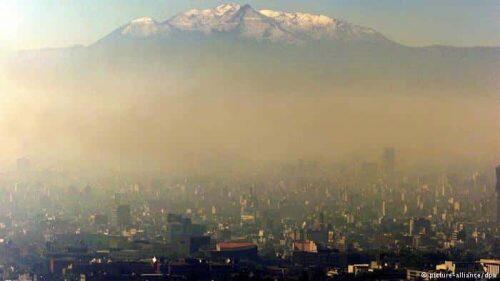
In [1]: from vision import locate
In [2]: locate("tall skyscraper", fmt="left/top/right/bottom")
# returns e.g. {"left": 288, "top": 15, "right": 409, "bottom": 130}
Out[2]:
{"left": 496, "top": 165, "right": 500, "bottom": 224}
{"left": 381, "top": 200, "right": 386, "bottom": 217}
{"left": 116, "top": 204, "right": 131, "bottom": 229}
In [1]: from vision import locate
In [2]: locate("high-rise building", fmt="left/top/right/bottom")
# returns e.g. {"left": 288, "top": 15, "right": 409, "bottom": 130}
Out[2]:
{"left": 496, "top": 165, "right": 500, "bottom": 224}
{"left": 166, "top": 213, "right": 208, "bottom": 256}
{"left": 381, "top": 200, "right": 386, "bottom": 217}
{"left": 116, "top": 204, "right": 131, "bottom": 229}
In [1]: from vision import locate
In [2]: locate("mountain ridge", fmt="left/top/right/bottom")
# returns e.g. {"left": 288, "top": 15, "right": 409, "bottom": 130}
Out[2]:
{"left": 96, "top": 3, "right": 390, "bottom": 46}
{"left": 2, "top": 3, "right": 499, "bottom": 97}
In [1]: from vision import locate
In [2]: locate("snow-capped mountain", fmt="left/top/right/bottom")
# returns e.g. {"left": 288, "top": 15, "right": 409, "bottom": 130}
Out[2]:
{"left": 168, "top": 4, "right": 296, "bottom": 43}
{"left": 120, "top": 17, "right": 166, "bottom": 38}
{"left": 7, "top": 3, "right": 499, "bottom": 97}
{"left": 259, "top": 9, "right": 382, "bottom": 41}
{"left": 100, "top": 3, "right": 389, "bottom": 45}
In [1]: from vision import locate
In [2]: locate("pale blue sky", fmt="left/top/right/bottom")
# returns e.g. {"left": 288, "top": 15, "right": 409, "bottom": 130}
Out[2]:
{"left": 1, "top": 0, "right": 499, "bottom": 50}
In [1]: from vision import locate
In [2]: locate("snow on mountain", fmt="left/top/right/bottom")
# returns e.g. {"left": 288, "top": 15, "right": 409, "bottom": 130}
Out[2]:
{"left": 120, "top": 17, "right": 163, "bottom": 37}
{"left": 167, "top": 3, "right": 243, "bottom": 33}
{"left": 167, "top": 4, "right": 297, "bottom": 42}
{"left": 259, "top": 9, "right": 381, "bottom": 41}
{"left": 260, "top": 10, "right": 336, "bottom": 30}
{"left": 224, "top": 4, "right": 297, "bottom": 42}
{"left": 102, "top": 3, "right": 388, "bottom": 44}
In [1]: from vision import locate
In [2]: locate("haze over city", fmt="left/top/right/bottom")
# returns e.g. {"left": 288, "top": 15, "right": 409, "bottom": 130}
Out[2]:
{"left": 0, "top": 1, "right": 498, "bottom": 280}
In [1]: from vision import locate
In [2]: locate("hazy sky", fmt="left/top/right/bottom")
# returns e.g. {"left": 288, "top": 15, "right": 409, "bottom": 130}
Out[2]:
{"left": 0, "top": 0, "right": 499, "bottom": 50}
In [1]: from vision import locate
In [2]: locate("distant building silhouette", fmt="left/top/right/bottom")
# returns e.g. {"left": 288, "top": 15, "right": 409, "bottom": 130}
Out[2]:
{"left": 16, "top": 157, "right": 31, "bottom": 173}
{"left": 116, "top": 204, "right": 131, "bottom": 229}
{"left": 496, "top": 165, "right": 500, "bottom": 224}
{"left": 382, "top": 148, "right": 396, "bottom": 175}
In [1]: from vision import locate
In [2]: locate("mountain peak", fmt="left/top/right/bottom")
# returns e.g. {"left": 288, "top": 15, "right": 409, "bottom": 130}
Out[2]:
{"left": 168, "top": 3, "right": 247, "bottom": 34}
{"left": 214, "top": 3, "right": 242, "bottom": 15}
{"left": 130, "top": 17, "right": 156, "bottom": 24}
{"left": 121, "top": 17, "right": 162, "bottom": 37}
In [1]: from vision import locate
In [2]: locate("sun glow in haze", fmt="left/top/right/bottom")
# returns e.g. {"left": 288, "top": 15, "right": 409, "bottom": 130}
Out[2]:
{"left": 0, "top": 2, "right": 21, "bottom": 48}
